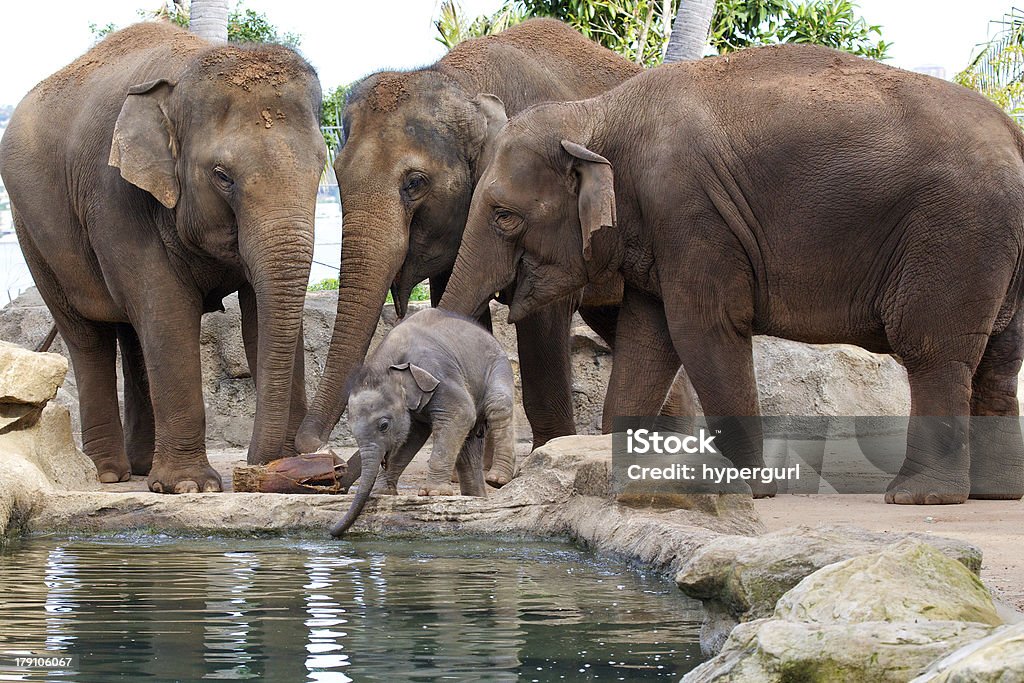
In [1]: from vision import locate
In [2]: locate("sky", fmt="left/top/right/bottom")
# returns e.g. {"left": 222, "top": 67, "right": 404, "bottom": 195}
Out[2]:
{"left": 0, "top": 0, "right": 1021, "bottom": 106}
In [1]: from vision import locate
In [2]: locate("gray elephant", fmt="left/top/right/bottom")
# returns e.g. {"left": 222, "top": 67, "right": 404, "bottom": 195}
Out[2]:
{"left": 440, "top": 44, "right": 1024, "bottom": 504}
{"left": 330, "top": 308, "right": 514, "bottom": 537}
{"left": 295, "top": 18, "right": 694, "bottom": 458}
{"left": 0, "top": 23, "right": 327, "bottom": 492}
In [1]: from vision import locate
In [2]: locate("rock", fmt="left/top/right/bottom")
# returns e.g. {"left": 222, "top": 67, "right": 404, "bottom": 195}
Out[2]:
{"left": 775, "top": 540, "right": 1001, "bottom": 627}
{"left": 0, "top": 342, "right": 97, "bottom": 536}
{"left": 753, "top": 338, "right": 910, "bottom": 416}
{"left": 676, "top": 527, "right": 983, "bottom": 657}
{"left": 684, "top": 540, "right": 1004, "bottom": 682}
{"left": 912, "top": 621, "right": 1024, "bottom": 682}
{"left": 684, "top": 618, "right": 995, "bottom": 683}
{"left": 0, "top": 340, "right": 67, "bottom": 405}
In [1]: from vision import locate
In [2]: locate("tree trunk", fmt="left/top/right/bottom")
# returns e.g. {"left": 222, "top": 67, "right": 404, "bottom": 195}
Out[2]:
{"left": 189, "top": 0, "right": 229, "bottom": 43}
{"left": 664, "top": 0, "right": 717, "bottom": 63}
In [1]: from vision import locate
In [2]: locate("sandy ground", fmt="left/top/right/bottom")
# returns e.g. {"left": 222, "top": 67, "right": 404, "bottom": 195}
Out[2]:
{"left": 755, "top": 495, "right": 1024, "bottom": 613}
{"left": 108, "top": 448, "right": 1024, "bottom": 614}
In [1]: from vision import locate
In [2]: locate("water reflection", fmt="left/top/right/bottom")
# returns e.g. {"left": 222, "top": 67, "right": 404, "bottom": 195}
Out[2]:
{"left": 0, "top": 536, "right": 703, "bottom": 682}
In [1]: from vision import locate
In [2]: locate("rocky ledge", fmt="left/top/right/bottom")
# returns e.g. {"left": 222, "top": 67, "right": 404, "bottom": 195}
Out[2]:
{"left": 2, "top": 329, "right": 1022, "bottom": 681}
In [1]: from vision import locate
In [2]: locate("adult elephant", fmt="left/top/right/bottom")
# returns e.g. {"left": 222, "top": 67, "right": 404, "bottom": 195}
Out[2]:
{"left": 0, "top": 23, "right": 327, "bottom": 492}
{"left": 296, "top": 19, "right": 691, "bottom": 457}
{"left": 439, "top": 44, "right": 1024, "bottom": 504}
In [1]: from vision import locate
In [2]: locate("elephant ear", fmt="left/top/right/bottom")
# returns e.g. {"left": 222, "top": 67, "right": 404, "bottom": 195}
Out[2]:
{"left": 389, "top": 362, "right": 440, "bottom": 411}
{"left": 469, "top": 93, "right": 508, "bottom": 172}
{"left": 109, "top": 79, "right": 180, "bottom": 209}
{"left": 561, "top": 140, "right": 616, "bottom": 261}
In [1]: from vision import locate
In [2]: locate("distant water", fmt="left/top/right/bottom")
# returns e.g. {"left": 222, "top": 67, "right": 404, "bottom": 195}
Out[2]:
{"left": 0, "top": 206, "right": 343, "bottom": 305}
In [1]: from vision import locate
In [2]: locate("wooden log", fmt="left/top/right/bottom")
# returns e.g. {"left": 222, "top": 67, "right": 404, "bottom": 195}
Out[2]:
{"left": 232, "top": 452, "right": 349, "bottom": 494}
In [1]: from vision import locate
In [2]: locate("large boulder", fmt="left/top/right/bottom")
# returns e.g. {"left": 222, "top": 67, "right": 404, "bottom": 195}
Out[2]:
{"left": 0, "top": 343, "right": 97, "bottom": 536}
{"left": 774, "top": 541, "right": 1000, "bottom": 627}
{"left": 684, "top": 540, "right": 1005, "bottom": 683}
{"left": 0, "top": 339, "right": 68, "bottom": 405}
{"left": 676, "top": 527, "right": 983, "bottom": 656}
{"left": 912, "top": 621, "right": 1024, "bottom": 682}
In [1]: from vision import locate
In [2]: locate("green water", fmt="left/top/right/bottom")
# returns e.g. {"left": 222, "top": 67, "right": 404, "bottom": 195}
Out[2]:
{"left": 0, "top": 536, "right": 703, "bottom": 682}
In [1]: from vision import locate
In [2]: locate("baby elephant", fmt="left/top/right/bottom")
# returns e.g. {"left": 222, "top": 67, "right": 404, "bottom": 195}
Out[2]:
{"left": 329, "top": 308, "right": 515, "bottom": 537}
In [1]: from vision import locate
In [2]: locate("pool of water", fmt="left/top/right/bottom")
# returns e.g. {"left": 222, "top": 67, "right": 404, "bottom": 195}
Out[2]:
{"left": 0, "top": 535, "right": 704, "bottom": 682}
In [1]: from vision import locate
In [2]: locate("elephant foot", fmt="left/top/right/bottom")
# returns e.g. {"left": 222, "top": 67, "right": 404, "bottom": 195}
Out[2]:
{"left": 749, "top": 479, "right": 777, "bottom": 499}
{"left": 97, "top": 468, "right": 131, "bottom": 484}
{"left": 295, "top": 422, "right": 327, "bottom": 455}
{"left": 148, "top": 459, "right": 223, "bottom": 494}
{"left": 885, "top": 471, "right": 968, "bottom": 505}
{"left": 485, "top": 469, "right": 513, "bottom": 488}
{"left": 92, "top": 454, "right": 131, "bottom": 484}
{"left": 380, "top": 482, "right": 399, "bottom": 495}
{"left": 418, "top": 481, "right": 455, "bottom": 496}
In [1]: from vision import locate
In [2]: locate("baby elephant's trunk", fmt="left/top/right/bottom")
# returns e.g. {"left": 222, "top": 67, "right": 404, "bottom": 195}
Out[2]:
{"left": 330, "top": 446, "right": 382, "bottom": 537}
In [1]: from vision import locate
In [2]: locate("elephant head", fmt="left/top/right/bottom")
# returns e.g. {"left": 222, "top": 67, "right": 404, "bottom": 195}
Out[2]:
{"left": 330, "top": 362, "right": 439, "bottom": 536}
{"left": 109, "top": 44, "right": 328, "bottom": 464}
{"left": 440, "top": 103, "right": 618, "bottom": 324}
{"left": 295, "top": 70, "right": 506, "bottom": 453}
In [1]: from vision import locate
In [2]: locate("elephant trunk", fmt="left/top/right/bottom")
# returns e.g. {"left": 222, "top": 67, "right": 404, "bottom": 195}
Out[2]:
{"left": 240, "top": 207, "right": 314, "bottom": 465}
{"left": 438, "top": 219, "right": 515, "bottom": 318}
{"left": 296, "top": 202, "right": 408, "bottom": 453}
{"left": 331, "top": 444, "right": 382, "bottom": 537}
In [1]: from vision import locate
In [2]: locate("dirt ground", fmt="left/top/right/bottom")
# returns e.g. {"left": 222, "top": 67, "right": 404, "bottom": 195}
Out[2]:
{"left": 755, "top": 495, "right": 1024, "bottom": 613}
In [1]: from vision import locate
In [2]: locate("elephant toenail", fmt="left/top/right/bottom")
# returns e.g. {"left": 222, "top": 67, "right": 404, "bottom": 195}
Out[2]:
{"left": 99, "top": 471, "right": 121, "bottom": 483}
{"left": 151, "top": 481, "right": 164, "bottom": 493}
{"left": 174, "top": 481, "right": 200, "bottom": 494}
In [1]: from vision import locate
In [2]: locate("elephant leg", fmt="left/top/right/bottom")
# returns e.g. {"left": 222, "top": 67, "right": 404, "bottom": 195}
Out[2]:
{"left": 68, "top": 322, "right": 129, "bottom": 483}
{"left": 601, "top": 287, "right": 682, "bottom": 431}
{"left": 515, "top": 299, "right": 577, "bottom": 448}
{"left": 969, "top": 306, "right": 1024, "bottom": 500}
{"left": 420, "top": 396, "right": 476, "bottom": 496}
{"left": 117, "top": 324, "right": 154, "bottom": 475}
{"left": 381, "top": 421, "right": 431, "bottom": 494}
{"left": 581, "top": 303, "right": 698, "bottom": 430}
{"left": 132, "top": 297, "right": 221, "bottom": 493}
{"left": 483, "top": 360, "right": 517, "bottom": 487}
{"left": 664, "top": 292, "right": 773, "bottom": 498}
{"left": 455, "top": 435, "right": 487, "bottom": 496}
{"left": 16, "top": 231, "right": 129, "bottom": 483}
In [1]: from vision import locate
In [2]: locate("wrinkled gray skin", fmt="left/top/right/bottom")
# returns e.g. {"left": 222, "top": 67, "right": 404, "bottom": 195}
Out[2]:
{"left": 331, "top": 308, "right": 515, "bottom": 536}
{"left": 442, "top": 44, "right": 1024, "bottom": 504}
{"left": 0, "top": 24, "right": 326, "bottom": 493}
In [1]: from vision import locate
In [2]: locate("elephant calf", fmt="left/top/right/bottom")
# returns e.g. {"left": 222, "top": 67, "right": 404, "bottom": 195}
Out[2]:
{"left": 330, "top": 309, "right": 515, "bottom": 536}
{"left": 441, "top": 43, "right": 1024, "bottom": 505}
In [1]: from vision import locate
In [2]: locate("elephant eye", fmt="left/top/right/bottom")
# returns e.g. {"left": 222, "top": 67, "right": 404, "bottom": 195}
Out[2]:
{"left": 492, "top": 208, "right": 523, "bottom": 232}
{"left": 402, "top": 172, "right": 430, "bottom": 200}
{"left": 378, "top": 418, "right": 391, "bottom": 433}
{"left": 213, "top": 166, "right": 234, "bottom": 187}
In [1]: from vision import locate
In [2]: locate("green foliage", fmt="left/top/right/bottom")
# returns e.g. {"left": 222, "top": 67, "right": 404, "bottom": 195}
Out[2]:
{"left": 307, "top": 278, "right": 432, "bottom": 304}
{"left": 436, "top": 0, "right": 529, "bottom": 48}
{"left": 711, "top": 0, "right": 889, "bottom": 59}
{"left": 321, "top": 85, "right": 350, "bottom": 151}
{"left": 518, "top": 0, "right": 674, "bottom": 66}
{"left": 103, "top": 2, "right": 301, "bottom": 47}
{"left": 307, "top": 277, "right": 339, "bottom": 291}
{"left": 227, "top": 7, "right": 301, "bottom": 48}
{"left": 956, "top": 8, "right": 1024, "bottom": 122}
{"left": 438, "top": 0, "right": 888, "bottom": 65}
{"left": 88, "top": 22, "right": 119, "bottom": 43}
